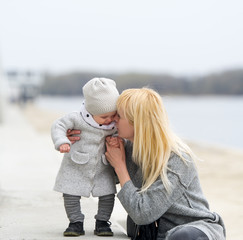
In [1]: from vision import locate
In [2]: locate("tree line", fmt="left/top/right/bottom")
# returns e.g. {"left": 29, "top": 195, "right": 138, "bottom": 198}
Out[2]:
{"left": 40, "top": 69, "right": 243, "bottom": 96}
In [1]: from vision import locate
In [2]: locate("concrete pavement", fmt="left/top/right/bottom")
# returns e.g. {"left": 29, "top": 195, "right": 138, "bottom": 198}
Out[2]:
{"left": 0, "top": 103, "right": 128, "bottom": 240}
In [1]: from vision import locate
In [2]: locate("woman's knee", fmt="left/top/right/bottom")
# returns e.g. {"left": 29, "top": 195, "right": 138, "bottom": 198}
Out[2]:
{"left": 168, "top": 226, "right": 209, "bottom": 240}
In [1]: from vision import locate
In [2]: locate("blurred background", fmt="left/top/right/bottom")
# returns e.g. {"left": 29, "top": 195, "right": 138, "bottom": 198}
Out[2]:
{"left": 1, "top": 0, "right": 243, "bottom": 150}
{"left": 0, "top": 1, "right": 243, "bottom": 239}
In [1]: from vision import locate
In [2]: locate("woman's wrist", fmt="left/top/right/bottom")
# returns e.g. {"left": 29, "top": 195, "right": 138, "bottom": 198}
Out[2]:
{"left": 115, "top": 166, "right": 131, "bottom": 187}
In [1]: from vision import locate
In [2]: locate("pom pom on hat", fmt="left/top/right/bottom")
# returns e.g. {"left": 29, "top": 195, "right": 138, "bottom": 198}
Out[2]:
{"left": 83, "top": 78, "right": 119, "bottom": 115}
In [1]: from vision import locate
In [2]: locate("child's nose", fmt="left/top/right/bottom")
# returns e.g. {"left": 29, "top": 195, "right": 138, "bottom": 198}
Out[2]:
{"left": 105, "top": 117, "right": 113, "bottom": 124}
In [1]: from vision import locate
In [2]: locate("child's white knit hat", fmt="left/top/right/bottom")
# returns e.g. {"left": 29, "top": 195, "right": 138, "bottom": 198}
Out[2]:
{"left": 83, "top": 77, "right": 119, "bottom": 115}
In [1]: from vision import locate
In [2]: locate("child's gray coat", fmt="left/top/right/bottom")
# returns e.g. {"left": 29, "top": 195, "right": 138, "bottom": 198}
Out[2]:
{"left": 51, "top": 111, "right": 117, "bottom": 197}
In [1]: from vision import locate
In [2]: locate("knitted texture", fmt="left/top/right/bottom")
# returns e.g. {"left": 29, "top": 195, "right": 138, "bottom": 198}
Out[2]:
{"left": 83, "top": 78, "right": 119, "bottom": 115}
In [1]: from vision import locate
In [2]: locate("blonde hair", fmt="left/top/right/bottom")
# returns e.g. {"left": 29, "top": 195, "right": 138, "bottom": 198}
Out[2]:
{"left": 117, "top": 88, "right": 194, "bottom": 192}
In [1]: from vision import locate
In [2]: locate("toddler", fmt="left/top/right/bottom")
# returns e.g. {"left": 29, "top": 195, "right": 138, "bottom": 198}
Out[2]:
{"left": 51, "top": 78, "right": 119, "bottom": 237}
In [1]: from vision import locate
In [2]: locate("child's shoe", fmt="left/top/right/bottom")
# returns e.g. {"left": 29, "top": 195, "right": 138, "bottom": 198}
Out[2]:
{"left": 94, "top": 220, "right": 113, "bottom": 236}
{"left": 63, "top": 221, "right": 85, "bottom": 236}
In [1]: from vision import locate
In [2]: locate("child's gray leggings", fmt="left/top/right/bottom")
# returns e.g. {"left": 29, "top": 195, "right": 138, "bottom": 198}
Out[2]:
{"left": 63, "top": 193, "right": 115, "bottom": 223}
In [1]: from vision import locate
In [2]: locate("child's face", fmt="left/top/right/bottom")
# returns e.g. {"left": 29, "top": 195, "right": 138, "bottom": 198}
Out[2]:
{"left": 92, "top": 111, "right": 117, "bottom": 125}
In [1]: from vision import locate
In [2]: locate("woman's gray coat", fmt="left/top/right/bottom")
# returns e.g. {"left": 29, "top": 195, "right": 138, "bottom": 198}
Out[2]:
{"left": 51, "top": 111, "right": 117, "bottom": 197}
{"left": 118, "top": 141, "right": 226, "bottom": 240}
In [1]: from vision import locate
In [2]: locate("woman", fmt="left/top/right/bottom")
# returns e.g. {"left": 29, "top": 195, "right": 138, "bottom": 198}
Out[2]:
{"left": 105, "top": 88, "right": 225, "bottom": 240}
{"left": 68, "top": 88, "right": 226, "bottom": 240}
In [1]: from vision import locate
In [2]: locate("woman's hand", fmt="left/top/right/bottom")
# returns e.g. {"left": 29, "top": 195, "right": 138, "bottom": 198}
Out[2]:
{"left": 105, "top": 137, "right": 131, "bottom": 187}
{"left": 105, "top": 137, "right": 125, "bottom": 168}
{"left": 66, "top": 129, "right": 81, "bottom": 144}
{"left": 106, "top": 136, "right": 120, "bottom": 148}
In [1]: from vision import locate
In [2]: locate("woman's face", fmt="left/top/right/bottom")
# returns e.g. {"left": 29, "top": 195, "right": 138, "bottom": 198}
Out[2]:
{"left": 114, "top": 108, "right": 134, "bottom": 142}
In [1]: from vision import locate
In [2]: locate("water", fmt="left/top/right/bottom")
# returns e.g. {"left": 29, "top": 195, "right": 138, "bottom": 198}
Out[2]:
{"left": 35, "top": 95, "right": 243, "bottom": 150}
{"left": 163, "top": 96, "right": 243, "bottom": 150}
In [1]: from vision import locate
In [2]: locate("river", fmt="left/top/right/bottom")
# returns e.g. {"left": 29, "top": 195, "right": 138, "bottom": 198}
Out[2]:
{"left": 35, "top": 95, "right": 243, "bottom": 150}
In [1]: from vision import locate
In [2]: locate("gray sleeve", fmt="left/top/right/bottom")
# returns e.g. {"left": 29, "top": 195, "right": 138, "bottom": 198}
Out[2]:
{"left": 117, "top": 154, "right": 196, "bottom": 225}
{"left": 51, "top": 112, "right": 78, "bottom": 150}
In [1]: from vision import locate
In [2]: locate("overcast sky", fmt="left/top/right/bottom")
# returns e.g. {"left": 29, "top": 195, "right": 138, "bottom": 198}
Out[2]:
{"left": 0, "top": 0, "right": 243, "bottom": 76}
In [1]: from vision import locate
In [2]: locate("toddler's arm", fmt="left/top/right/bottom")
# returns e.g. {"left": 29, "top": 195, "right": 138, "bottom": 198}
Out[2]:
{"left": 51, "top": 112, "right": 79, "bottom": 150}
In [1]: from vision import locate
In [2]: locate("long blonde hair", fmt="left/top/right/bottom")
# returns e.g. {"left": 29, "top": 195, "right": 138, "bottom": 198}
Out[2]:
{"left": 117, "top": 88, "right": 194, "bottom": 192}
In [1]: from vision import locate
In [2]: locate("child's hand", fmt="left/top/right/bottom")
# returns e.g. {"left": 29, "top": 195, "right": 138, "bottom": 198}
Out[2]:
{"left": 59, "top": 143, "right": 71, "bottom": 153}
{"left": 106, "top": 136, "right": 120, "bottom": 148}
